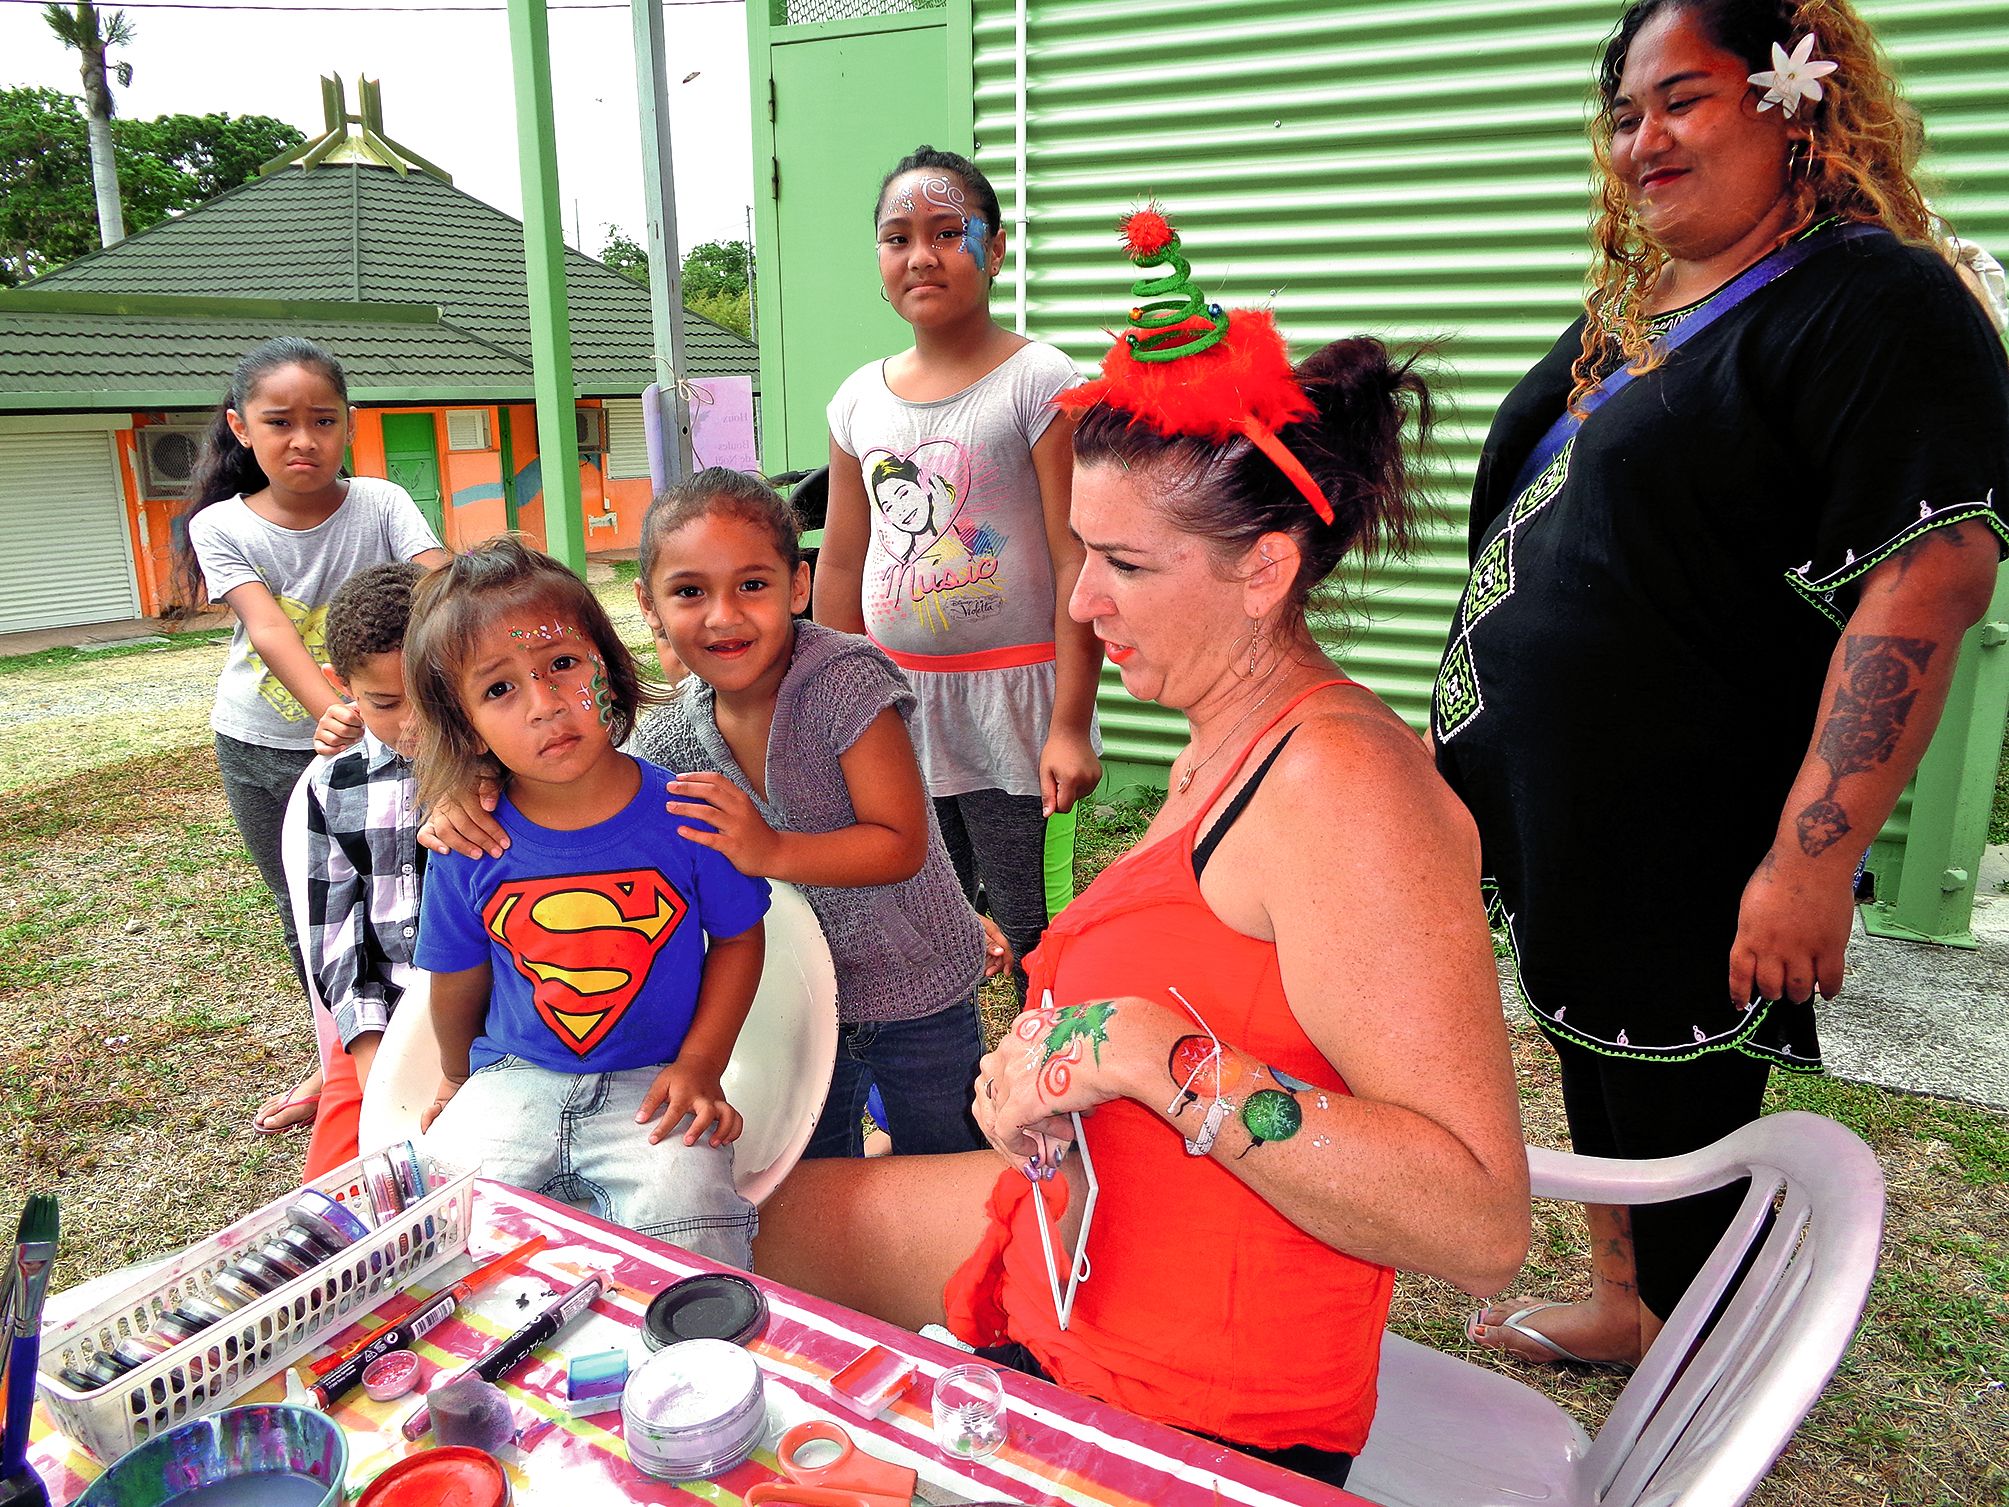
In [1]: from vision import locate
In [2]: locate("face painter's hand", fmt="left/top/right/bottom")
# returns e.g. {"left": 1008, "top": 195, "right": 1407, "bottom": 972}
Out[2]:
{"left": 420, "top": 777, "right": 508, "bottom": 859}
{"left": 666, "top": 773, "right": 782, "bottom": 877}
{"left": 313, "top": 699, "right": 365, "bottom": 758}
{"left": 639, "top": 1058, "right": 744, "bottom": 1148}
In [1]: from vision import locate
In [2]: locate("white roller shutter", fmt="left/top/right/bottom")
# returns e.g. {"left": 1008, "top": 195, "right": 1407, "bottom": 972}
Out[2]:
{"left": 604, "top": 398, "right": 652, "bottom": 481}
{"left": 0, "top": 431, "right": 140, "bottom": 635}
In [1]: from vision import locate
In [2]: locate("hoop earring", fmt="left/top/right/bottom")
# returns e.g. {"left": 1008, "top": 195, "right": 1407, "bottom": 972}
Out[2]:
{"left": 879, "top": 286, "right": 891, "bottom": 303}
{"left": 1229, "top": 617, "right": 1269, "bottom": 680}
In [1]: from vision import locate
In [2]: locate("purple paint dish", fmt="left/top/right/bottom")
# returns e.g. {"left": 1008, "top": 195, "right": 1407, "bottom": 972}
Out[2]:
{"left": 72, "top": 1403, "right": 349, "bottom": 1507}
{"left": 285, "top": 1190, "right": 372, "bottom": 1253}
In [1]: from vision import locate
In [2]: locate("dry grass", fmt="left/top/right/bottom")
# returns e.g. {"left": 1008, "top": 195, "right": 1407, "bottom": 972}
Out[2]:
{"left": 3, "top": 640, "right": 2004, "bottom": 1506}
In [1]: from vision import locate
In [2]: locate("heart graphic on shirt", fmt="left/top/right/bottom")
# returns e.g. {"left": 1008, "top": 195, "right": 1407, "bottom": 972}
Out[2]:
{"left": 483, "top": 869, "right": 688, "bottom": 1057}
{"left": 863, "top": 438, "right": 971, "bottom": 564}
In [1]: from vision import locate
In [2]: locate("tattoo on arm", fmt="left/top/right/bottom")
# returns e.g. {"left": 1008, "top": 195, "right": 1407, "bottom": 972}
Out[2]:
{"left": 1016, "top": 1000, "right": 1118, "bottom": 1100}
{"left": 1794, "top": 634, "right": 1937, "bottom": 857}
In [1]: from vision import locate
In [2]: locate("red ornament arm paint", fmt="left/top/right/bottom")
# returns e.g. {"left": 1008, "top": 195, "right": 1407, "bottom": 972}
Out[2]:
{"left": 421, "top": 962, "right": 492, "bottom": 1131}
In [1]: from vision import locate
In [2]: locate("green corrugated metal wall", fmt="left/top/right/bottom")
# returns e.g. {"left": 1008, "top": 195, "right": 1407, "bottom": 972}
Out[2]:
{"left": 967, "top": 0, "right": 2009, "bottom": 786}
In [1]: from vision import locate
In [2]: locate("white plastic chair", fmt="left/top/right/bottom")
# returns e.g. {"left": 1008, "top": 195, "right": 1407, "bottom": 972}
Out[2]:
{"left": 1349, "top": 1111, "right": 1885, "bottom": 1507}
{"left": 281, "top": 765, "right": 839, "bottom": 1205}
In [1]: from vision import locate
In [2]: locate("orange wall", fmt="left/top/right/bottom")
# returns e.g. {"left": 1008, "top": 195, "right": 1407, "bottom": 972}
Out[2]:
{"left": 121, "top": 401, "right": 635, "bottom": 616}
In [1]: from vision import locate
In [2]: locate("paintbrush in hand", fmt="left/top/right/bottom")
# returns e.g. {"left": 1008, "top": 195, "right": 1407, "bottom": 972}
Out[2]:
{"left": 0, "top": 1194, "right": 57, "bottom": 1483}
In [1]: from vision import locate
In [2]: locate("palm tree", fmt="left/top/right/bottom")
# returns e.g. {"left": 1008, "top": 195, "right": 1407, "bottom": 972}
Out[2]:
{"left": 43, "top": 2, "right": 134, "bottom": 247}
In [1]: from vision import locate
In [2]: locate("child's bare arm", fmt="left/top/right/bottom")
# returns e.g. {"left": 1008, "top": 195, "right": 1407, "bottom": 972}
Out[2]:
{"left": 1033, "top": 415, "right": 1103, "bottom": 815}
{"left": 224, "top": 580, "right": 342, "bottom": 724}
{"left": 665, "top": 710, "right": 927, "bottom": 886}
{"left": 811, "top": 441, "right": 870, "bottom": 634}
{"left": 419, "top": 777, "right": 510, "bottom": 859}
{"left": 421, "top": 963, "right": 490, "bottom": 1131}
{"left": 639, "top": 921, "right": 764, "bottom": 1147}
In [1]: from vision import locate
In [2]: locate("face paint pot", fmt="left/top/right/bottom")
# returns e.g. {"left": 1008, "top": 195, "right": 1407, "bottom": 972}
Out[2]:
{"left": 362, "top": 1154, "right": 406, "bottom": 1222}
{"left": 208, "top": 1270, "right": 267, "bottom": 1310}
{"left": 173, "top": 1297, "right": 234, "bottom": 1330}
{"left": 643, "top": 1273, "right": 768, "bottom": 1350}
{"left": 254, "top": 1237, "right": 313, "bottom": 1282}
{"left": 71, "top": 1403, "right": 348, "bottom": 1507}
{"left": 355, "top": 1447, "right": 510, "bottom": 1507}
{"left": 622, "top": 1339, "right": 767, "bottom": 1481}
{"left": 231, "top": 1251, "right": 293, "bottom": 1294}
{"left": 268, "top": 1224, "right": 335, "bottom": 1269}
{"left": 363, "top": 1349, "right": 423, "bottom": 1403}
{"left": 286, "top": 1189, "right": 372, "bottom": 1252}
{"left": 386, "top": 1140, "right": 430, "bottom": 1205}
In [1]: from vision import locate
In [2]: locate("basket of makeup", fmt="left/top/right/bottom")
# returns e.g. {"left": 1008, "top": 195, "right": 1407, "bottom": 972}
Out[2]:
{"left": 36, "top": 1140, "right": 475, "bottom": 1465}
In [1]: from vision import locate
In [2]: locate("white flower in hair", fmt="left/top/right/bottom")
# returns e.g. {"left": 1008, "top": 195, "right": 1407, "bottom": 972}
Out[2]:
{"left": 1749, "top": 34, "right": 1838, "bottom": 118}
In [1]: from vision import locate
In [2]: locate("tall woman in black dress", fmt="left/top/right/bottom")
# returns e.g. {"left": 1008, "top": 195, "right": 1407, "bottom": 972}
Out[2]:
{"left": 1433, "top": 0, "right": 2009, "bottom": 1367}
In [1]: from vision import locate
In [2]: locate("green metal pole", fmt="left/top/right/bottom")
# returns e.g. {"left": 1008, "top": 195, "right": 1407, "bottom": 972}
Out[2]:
{"left": 1861, "top": 564, "right": 2009, "bottom": 949}
{"left": 505, "top": 0, "right": 585, "bottom": 573}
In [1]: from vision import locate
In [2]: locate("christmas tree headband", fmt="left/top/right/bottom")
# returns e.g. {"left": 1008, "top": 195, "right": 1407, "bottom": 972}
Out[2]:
{"left": 1055, "top": 207, "right": 1333, "bottom": 524}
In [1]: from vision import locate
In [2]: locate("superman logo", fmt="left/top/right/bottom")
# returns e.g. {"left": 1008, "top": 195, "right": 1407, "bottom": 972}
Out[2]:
{"left": 483, "top": 869, "right": 688, "bottom": 1057}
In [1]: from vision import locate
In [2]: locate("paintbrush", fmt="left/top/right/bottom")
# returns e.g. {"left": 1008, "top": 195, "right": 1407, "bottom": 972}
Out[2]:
{"left": 0, "top": 1194, "right": 57, "bottom": 1482}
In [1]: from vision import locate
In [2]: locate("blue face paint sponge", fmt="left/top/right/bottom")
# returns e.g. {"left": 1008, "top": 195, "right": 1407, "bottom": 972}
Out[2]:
{"left": 564, "top": 1347, "right": 630, "bottom": 1418}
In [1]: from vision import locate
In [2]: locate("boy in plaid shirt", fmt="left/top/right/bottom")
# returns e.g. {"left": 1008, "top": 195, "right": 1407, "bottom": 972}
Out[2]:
{"left": 301, "top": 561, "right": 428, "bottom": 1177}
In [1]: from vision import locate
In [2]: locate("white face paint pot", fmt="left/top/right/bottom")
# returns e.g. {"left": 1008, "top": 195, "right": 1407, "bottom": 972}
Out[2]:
{"left": 622, "top": 1338, "right": 767, "bottom": 1481}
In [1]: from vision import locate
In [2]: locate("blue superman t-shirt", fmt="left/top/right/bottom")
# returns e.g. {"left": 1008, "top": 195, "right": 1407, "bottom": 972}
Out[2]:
{"left": 415, "top": 755, "right": 770, "bottom": 1073}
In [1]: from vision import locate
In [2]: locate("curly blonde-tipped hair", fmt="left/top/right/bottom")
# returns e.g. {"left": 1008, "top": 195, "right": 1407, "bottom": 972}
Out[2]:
{"left": 1572, "top": 0, "right": 1939, "bottom": 409}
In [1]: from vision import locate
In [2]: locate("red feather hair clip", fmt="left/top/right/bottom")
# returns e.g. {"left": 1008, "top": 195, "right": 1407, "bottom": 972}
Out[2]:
{"left": 1055, "top": 208, "right": 1332, "bottom": 523}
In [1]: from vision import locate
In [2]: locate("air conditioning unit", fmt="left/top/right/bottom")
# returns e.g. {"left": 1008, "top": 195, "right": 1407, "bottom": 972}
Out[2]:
{"left": 137, "top": 426, "right": 206, "bottom": 498}
{"left": 445, "top": 409, "right": 491, "bottom": 452}
{"left": 576, "top": 406, "right": 607, "bottom": 456}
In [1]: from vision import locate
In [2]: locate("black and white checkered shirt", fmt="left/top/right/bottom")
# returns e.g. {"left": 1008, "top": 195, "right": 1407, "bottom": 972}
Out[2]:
{"left": 304, "top": 731, "right": 425, "bottom": 1046}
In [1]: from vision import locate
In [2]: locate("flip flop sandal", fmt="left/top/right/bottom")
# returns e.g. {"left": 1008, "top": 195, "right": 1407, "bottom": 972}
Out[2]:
{"left": 253, "top": 1091, "right": 323, "bottom": 1135}
{"left": 1467, "top": 1302, "right": 1633, "bottom": 1371}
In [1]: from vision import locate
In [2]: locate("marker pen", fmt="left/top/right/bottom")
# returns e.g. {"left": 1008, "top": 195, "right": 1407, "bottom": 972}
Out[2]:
{"left": 399, "top": 1274, "right": 603, "bottom": 1441}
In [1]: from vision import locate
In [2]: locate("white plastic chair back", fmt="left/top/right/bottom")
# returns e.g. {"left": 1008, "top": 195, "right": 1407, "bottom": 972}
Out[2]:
{"left": 360, "top": 879, "right": 838, "bottom": 1207}
{"left": 1349, "top": 1111, "right": 1884, "bottom": 1507}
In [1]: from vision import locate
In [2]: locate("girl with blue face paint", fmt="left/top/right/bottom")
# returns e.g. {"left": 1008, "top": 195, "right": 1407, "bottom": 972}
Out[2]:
{"left": 816, "top": 145, "right": 1104, "bottom": 1019}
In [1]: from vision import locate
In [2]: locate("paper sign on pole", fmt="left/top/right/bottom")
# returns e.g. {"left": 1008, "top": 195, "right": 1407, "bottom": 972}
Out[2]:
{"left": 689, "top": 376, "right": 758, "bottom": 474}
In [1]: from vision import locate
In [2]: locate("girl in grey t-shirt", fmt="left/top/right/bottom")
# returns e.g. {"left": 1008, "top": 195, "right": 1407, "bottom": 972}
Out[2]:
{"left": 175, "top": 338, "right": 446, "bottom": 1136}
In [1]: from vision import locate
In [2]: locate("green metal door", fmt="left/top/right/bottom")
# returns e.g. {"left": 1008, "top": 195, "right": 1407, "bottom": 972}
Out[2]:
{"left": 749, "top": 0, "right": 976, "bottom": 476}
{"left": 380, "top": 411, "right": 445, "bottom": 538}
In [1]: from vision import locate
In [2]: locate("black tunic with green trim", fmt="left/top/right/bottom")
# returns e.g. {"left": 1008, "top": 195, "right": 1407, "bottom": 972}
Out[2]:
{"left": 1431, "top": 231, "right": 2009, "bottom": 1069}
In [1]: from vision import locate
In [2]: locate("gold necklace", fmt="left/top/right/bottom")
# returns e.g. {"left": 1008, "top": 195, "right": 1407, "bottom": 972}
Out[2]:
{"left": 1175, "top": 673, "right": 1286, "bottom": 795}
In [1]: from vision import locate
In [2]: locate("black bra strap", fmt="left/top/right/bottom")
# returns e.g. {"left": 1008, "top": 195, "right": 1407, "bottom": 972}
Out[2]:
{"left": 1192, "top": 727, "right": 1300, "bottom": 881}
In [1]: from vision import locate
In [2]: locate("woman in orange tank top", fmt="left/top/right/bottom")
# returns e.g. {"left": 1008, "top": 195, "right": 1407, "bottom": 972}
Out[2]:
{"left": 755, "top": 211, "right": 1530, "bottom": 1488}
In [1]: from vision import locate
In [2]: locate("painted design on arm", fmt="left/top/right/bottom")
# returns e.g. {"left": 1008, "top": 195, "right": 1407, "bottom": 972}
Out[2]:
{"left": 1014, "top": 1000, "right": 1118, "bottom": 1100}
{"left": 1795, "top": 634, "right": 1936, "bottom": 856}
{"left": 1237, "top": 1088, "right": 1304, "bottom": 1157}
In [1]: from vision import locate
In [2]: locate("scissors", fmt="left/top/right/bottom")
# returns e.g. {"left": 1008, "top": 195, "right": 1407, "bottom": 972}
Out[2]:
{"left": 744, "top": 1419, "right": 920, "bottom": 1507}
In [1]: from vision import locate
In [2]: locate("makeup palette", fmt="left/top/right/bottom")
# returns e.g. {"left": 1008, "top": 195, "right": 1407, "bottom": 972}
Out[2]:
{"left": 623, "top": 1339, "right": 768, "bottom": 1481}
{"left": 644, "top": 1273, "right": 768, "bottom": 1350}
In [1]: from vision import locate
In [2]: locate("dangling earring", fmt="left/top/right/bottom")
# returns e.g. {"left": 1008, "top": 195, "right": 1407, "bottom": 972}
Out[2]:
{"left": 1231, "top": 616, "right": 1268, "bottom": 680}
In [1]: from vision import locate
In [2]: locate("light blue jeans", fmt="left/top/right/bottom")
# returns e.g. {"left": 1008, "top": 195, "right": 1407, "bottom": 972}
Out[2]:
{"left": 423, "top": 1057, "right": 755, "bottom": 1268}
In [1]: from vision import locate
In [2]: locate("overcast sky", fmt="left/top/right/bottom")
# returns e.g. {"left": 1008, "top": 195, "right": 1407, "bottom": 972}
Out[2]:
{"left": 1, "top": 0, "right": 754, "bottom": 256}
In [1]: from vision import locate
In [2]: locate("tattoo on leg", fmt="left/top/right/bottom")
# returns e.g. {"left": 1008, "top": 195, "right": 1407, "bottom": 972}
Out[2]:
{"left": 1795, "top": 634, "right": 1936, "bottom": 857}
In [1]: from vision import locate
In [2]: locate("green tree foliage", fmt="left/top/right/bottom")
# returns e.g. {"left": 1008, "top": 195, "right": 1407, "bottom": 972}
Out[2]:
{"left": 681, "top": 238, "right": 749, "bottom": 301}
{"left": 597, "top": 229, "right": 752, "bottom": 337}
{"left": 599, "top": 226, "right": 648, "bottom": 286}
{"left": 0, "top": 87, "right": 303, "bottom": 284}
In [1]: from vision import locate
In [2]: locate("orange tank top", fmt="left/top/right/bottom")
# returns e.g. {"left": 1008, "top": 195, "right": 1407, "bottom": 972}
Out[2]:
{"left": 942, "top": 681, "right": 1394, "bottom": 1455}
